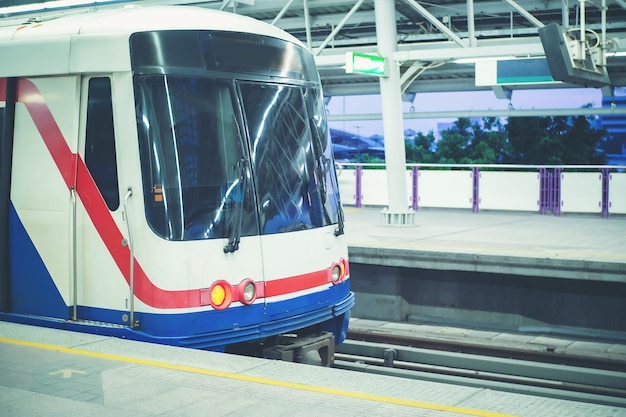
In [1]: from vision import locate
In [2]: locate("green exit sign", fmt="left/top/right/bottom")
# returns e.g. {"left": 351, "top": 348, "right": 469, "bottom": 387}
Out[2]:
{"left": 345, "top": 52, "right": 388, "bottom": 77}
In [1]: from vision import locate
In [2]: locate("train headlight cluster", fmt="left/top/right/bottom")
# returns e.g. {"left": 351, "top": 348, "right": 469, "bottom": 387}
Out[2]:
{"left": 330, "top": 258, "right": 349, "bottom": 285}
{"left": 207, "top": 279, "right": 258, "bottom": 310}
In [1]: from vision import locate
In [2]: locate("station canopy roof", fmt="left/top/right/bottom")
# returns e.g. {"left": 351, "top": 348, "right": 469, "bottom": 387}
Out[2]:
{"left": 2, "top": 0, "right": 626, "bottom": 98}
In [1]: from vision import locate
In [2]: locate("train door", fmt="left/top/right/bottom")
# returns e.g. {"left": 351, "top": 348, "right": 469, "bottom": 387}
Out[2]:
{"left": 8, "top": 76, "right": 79, "bottom": 319}
{"left": 72, "top": 75, "right": 128, "bottom": 325}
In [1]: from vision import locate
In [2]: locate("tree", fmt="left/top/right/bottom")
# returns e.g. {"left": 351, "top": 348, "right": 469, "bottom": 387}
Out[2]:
{"left": 352, "top": 153, "right": 384, "bottom": 164}
{"left": 435, "top": 117, "right": 474, "bottom": 164}
{"left": 397, "top": 112, "right": 608, "bottom": 165}
{"left": 507, "top": 114, "right": 607, "bottom": 164}
{"left": 561, "top": 115, "right": 607, "bottom": 164}
{"left": 468, "top": 117, "right": 510, "bottom": 164}
{"left": 405, "top": 131, "right": 436, "bottom": 163}
{"left": 434, "top": 117, "right": 509, "bottom": 164}
{"left": 506, "top": 117, "right": 559, "bottom": 164}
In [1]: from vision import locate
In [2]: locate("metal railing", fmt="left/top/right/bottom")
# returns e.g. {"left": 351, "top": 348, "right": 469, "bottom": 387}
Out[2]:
{"left": 336, "top": 163, "right": 626, "bottom": 217}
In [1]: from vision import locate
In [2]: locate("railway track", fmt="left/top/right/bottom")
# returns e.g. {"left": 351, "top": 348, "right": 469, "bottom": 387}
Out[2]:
{"left": 334, "top": 331, "right": 626, "bottom": 408}
{"left": 346, "top": 329, "right": 626, "bottom": 371}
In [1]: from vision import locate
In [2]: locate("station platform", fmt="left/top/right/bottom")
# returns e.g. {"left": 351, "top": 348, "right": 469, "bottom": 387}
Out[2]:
{"left": 1, "top": 321, "right": 626, "bottom": 417}
{"left": 343, "top": 207, "right": 626, "bottom": 282}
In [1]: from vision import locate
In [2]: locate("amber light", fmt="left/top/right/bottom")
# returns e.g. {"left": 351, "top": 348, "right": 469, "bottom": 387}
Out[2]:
{"left": 209, "top": 280, "right": 233, "bottom": 310}
{"left": 341, "top": 258, "right": 349, "bottom": 278}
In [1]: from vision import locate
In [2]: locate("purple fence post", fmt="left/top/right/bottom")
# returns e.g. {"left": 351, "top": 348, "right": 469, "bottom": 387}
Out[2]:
{"left": 412, "top": 166, "right": 419, "bottom": 211}
{"left": 547, "top": 170, "right": 553, "bottom": 214}
{"left": 554, "top": 168, "right": 562, "bottom": 216}
{"left": 548, "top": 170, "right": 561, "bottom": 214}
{"left": 538, "top": 168, "right": 546, "bottom": 214}
{"left": 355, "top": 164, "right": 363, "bottom": 208}
{"left": 602, "top": 168, "right": 610, "bottom": 218}
{"left": 472, "top": 166, "right": 480, "bottom": 213}
{"left": 547, "top": 170, "right": 552, "bottom": 214}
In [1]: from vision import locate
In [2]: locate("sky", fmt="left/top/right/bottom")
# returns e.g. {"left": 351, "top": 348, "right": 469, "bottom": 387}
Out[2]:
{"left": 326, "top": 87, "right": 613, "bottom": 138}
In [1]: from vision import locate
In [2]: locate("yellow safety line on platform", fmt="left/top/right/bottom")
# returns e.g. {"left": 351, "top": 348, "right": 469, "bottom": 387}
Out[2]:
{"left": 0, "top": 336, "right": 519, "bottom": 417}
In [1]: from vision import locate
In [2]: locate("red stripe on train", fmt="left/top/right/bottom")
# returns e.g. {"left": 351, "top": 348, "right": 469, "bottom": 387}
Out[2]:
{"left": 0, "top": 78, "right": 6, "bottom": 101}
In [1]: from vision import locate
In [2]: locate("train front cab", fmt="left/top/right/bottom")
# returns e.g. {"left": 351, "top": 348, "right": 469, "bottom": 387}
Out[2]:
{"left": 0, "top": 8, "right": 353, "bottom": 358}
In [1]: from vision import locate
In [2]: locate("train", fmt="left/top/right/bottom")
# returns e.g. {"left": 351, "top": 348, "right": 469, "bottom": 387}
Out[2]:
{"left": 0, "top": 4, "right": 353, "bottom": 362}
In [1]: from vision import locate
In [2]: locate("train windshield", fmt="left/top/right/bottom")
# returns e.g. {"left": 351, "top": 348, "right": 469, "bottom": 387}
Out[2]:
{"left": 135, "top": 76, "right": 257, "bottom": 241}
{"left": 240, "top": 83, "right": 340, "bottom": 234}
{"left": 132, "top": 31, "right": 341, "bottom": 242}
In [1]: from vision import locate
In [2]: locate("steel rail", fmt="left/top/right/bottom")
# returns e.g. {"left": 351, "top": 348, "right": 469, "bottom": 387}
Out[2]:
{"left": 346, "top": 329, "right": 626, "bottom": 372}
{"left": 334, "top": 339, "right": 626, "bottom": 407}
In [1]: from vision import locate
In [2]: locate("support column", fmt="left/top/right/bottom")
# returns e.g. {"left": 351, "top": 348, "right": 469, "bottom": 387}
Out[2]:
{"left": 375, "top": 0, "right": 414, "bottom": 225}
{"left": 467, "top": 0, "right": 477, "bottom": 47}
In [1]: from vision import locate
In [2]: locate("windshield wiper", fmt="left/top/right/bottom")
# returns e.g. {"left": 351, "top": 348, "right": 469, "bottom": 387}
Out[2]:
{"left": 315, "top": 156, "right": 333, "bottom": 223}
{"left": 315, "top": 154, "right": 344, "bottom": 236}
{"left": 334, "top": 202, "right": 345, "bottom": 236}
{"left": 224, "top": 158, "right": 248, "bottom": 253}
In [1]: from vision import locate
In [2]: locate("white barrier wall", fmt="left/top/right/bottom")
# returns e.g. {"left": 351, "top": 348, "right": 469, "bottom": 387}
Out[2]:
{"left": 337, "top": 168, "right": 413, "bottom": 207}
{"left": 360, "top": 169, "right": 388, "bottom": 206}
{"left": 560, "top": 172, "right": 603, "bottom": 214}
{"left": 337, "top": 165, "right": 623, "bottom": 216}
{"left": 478, "top": 171, "right": 540, "bottom": 211}
{"left": 609, "top": 173, "right": 626, "bottom": 214}
{"left": 337, "top": 168, "right": 357, "bottom": 205}
{"left": 417, "top": 170, "right": 473, "bottom": 209}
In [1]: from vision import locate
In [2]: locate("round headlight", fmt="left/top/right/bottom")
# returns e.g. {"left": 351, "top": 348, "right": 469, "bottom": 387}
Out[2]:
{"left": 239, "top": 279, "right": 257, "bottom": 305}
{"left": 331, "top": 265, "right": 342, "bottom": 283}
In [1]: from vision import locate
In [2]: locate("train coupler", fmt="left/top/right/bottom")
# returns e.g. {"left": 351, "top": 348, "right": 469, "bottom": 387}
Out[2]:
{"left": 263, "top": 331, "right": 335, "bottom": 367}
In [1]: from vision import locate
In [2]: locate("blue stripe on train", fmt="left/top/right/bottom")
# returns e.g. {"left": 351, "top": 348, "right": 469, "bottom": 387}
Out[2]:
{"left": 74, "top": 281, "right": 353, "bottom": 343}
{"left": 9, "top": 204, "right": 69, "bottom": 318}
{"left": 1, "top": 288, "right": 354, "bottom": 351}
{"left": 5, "top": 203, "right": 354, "bottom": 350}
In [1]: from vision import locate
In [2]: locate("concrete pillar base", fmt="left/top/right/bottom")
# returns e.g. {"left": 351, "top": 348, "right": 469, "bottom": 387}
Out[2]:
{"left": 380, "top": 208, "right": 415, "bottom": 225}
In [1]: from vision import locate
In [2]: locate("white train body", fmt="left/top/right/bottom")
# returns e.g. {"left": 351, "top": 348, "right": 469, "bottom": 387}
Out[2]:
{"left": 0, "top": 6, "right": 353, "bottom": 351}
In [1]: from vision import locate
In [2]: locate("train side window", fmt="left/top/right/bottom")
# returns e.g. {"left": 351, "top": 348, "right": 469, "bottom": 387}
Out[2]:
{"left": 85, "top": 77, "right": 120, "bottom": 211}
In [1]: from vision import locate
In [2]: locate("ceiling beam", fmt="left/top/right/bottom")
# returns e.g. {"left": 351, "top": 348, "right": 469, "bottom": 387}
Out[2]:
{"left": 327, "top": 106, "right": 626, "bottom": 121}
{"left": 502, "top": 0, "right": 546, "bottom": 28}
{"left": 401, "top": 0, "right": 468, "bottom": 47}
{"left": 270, "top": 0, "right": 296, "bottom": 25}
{"left": 394, "top": 40, "right": 545, "bottom": 63}
{"left": 314, "top": 36, "right": 547, "bottom": 67}
{"left": 313, "top": 0, "right": 367, "bottom": 56}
